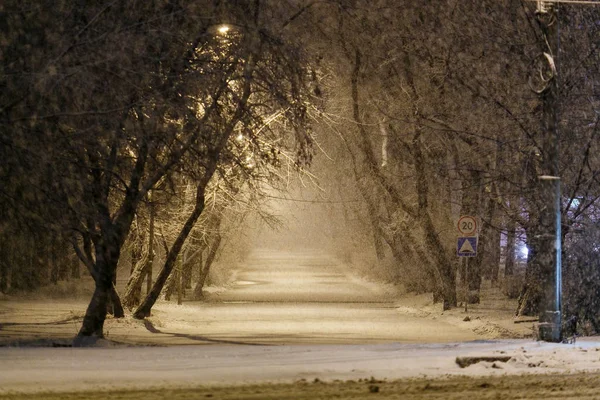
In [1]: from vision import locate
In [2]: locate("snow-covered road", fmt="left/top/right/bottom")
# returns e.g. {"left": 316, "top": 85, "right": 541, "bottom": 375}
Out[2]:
{"left": 206, "top": 249, "right": 392, "bottom": 303}
{"left": 6, "top": 248, "right": 586, "bottom": 395}
{"left": 2, "top": 339, "right": 600, "bottom": 394}
{"left": 140, "top": 249, "right": 481, "bottom": 344}
{"left": 0, "top": 249, "right": 489, "bottom": 345}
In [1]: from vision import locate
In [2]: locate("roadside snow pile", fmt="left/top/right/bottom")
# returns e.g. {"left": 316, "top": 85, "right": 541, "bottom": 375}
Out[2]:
{"left": 395, "top": 285, "right": 534, "bottom": 340}
{"left": 459, "top": 339, "right": 600, "bottom": 376}
{"left": 470, "top": 319, "right": 529, "bottom": 339}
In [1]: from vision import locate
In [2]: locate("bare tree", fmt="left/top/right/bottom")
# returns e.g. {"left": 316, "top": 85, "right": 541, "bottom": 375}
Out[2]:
{"left": 1, "top": 0, "right": 314, "bottom": 340}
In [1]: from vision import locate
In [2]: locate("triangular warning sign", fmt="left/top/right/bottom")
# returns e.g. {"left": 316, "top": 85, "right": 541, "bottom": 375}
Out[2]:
{"left": 459, "top": 239, "right": 475, "bottom": 254}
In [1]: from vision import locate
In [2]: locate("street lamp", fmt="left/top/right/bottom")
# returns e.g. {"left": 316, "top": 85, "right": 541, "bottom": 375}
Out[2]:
{"left": 530, "top": 0, "right": 562, "bottom": 342}
{"left": 217, "top": 24, "right": 231, "bottom": 35}
{"left": 529, "top": 0, "right": 600, "bottom": 342}
{"left": 207, "top": 23, "right": 237, "bottom": 37}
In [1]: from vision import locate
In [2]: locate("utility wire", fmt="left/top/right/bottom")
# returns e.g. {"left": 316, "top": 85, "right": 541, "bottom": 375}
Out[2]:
{"left": 263, "top": 194, "right": 362, "bottom": 204}
{"left": 524, "top": 0, "right": 600, "bottom": 4}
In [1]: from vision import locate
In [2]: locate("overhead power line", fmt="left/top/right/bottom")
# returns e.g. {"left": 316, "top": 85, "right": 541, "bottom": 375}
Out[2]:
{"left": 263, "top": 194, "right": 362, "bottom": 204}
{"left": 525, "top": 0, "right": 600, "bottom": 4}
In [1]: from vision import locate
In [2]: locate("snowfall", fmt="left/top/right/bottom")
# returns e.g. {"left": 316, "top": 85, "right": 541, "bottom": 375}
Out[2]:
{"left": 1, "top": 249, "right": 599, "bottom": 395}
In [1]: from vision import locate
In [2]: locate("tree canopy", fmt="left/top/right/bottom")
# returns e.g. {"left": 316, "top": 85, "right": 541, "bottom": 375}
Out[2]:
{"left": 2, "top": 0, "right": 600, "bottom": 339}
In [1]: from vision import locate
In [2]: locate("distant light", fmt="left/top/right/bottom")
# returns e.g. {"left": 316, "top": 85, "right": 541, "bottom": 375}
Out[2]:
{"left": 217, "top": 25, "right": 231, "bottom": 35}
{"left": 520, "top": 246, "right": 529, "bottom": 258}
{"left": 236, "top": 133, "right": 244, "bottom": 141}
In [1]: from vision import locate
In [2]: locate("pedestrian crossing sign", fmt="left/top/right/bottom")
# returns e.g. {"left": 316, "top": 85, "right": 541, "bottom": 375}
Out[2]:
{"left": 457, "top": 237, "right": 478, "bottom": 257}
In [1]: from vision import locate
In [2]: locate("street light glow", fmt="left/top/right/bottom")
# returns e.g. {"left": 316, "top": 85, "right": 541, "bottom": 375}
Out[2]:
{"left": 217, "top": 24, "right": 231, "bottom": 35}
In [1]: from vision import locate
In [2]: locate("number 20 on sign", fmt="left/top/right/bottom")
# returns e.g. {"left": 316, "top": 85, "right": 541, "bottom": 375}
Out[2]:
{"left": 457, "top": 216, "right": 477, "bottom": 236}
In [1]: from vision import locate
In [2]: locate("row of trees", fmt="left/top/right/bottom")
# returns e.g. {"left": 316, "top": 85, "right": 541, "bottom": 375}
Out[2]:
{"left": 0, "top": 0, "right": 316, "bottom": 339}
{"left": 2, "top": 0, "right": 600, "bottom": 338}
{"left": 292, "top": 0, "right": 600, "bottom": 329}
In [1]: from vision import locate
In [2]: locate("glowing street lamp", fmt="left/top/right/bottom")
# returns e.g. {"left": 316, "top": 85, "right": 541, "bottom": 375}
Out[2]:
{"left": 207, "top": 23, "right": 236, "bottom": 37}
{"left": 217, "top": 24, "right": 231, "bottom": 35}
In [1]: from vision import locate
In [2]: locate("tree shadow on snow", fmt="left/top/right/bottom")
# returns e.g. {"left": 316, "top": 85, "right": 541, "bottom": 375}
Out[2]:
{"left": 142, "top": 319, "right": 268, "bottom": 346}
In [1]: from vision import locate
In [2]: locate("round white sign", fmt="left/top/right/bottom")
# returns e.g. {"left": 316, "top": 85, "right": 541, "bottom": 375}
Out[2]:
{"left": 457, "top": 216, "right": 477, "bottom": 235}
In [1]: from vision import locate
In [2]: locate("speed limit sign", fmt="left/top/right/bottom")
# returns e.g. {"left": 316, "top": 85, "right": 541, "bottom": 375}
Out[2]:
{"left": 457, "top": 216, "right": 477, "bottom": 236}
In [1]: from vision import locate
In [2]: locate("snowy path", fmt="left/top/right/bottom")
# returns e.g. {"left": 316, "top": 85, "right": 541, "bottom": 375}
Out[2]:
{"left": 206, "top": 249, "right": 391, "bottom": 303}
{"left": 144, "top": 249, "right": 480, "bottom": 344}
{"left": 0, "top": 249, "right": 492, "bottom": 345}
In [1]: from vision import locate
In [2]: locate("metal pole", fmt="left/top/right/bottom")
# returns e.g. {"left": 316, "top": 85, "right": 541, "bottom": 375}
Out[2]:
{"left": 538, "top": 176, "right": 561, "bottom": 342}
{"left": 526, "top": 0, "right": 600, "bottom": 343}
{"left": 535, "top": 1, "right": 562, "bottom": 343}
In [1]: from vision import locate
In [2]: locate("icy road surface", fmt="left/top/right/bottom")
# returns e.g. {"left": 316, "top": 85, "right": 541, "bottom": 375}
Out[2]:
{"left": 2, "top": 340, "right": 600, "bottom": 394}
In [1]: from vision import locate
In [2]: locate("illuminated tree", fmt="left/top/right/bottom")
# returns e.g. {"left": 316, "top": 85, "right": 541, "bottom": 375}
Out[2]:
{"left": 0, "top": 0, "right": 314, "bottom": 340}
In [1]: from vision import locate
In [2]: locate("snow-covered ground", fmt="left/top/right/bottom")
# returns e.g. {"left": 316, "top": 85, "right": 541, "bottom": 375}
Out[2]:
{"left": 0, "top": 249, "right": 531, "bottom": 346}
{"left": 0, "top": 249, "right": 595, "bottom": 395}
{"left": 2, "top": 339, "right": 600, "bottom": 394}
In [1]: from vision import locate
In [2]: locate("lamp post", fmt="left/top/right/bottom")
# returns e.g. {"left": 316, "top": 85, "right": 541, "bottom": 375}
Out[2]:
{"left": 526, "top": 0, "right": 600, "bottom": 343}
{"left": 529, "top": 0, "right": 562, "bottom": 342}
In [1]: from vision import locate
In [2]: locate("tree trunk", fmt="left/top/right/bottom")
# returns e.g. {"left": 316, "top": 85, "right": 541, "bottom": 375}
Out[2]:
{"left": 77, "top": 272, "right": 112, "bottom": 339}
{"left": 517, "top": 176, "right": 561, "bottom": 318}
{"left": 163, "top": 258, "right": 179, "bottom": 301}
{"left": 460, "top": 170, "right": 483, "bottom": 302}
{"left": 413, "top": 133, "right": 456, "bottom": 308}
{"left": 163, "top": 246, "right": 185, "bottom": 302}
{"left": 486, "top": 220, "right": 502, "bottom": 285}
{"left": 516, "top": 227, "right": 544, "bottom": 316}
{"left": 385, "top": 228, "right": 435, "bottom": 294}
{"left": 423, "top": 214, "right": 457, "bottom": 308}
{"left": 504, "top": 219, "right": 516, "bottom": 276}
{"left": 193, "top": 234, "right": 221, "bottom": 300}
{"left": 146, "top": 252, "right": 153, "bottom": 296}
{"left": 176, "top": 266, "right": 183, "bottom": 305}
{"left": 77, "top": 203, "right": 132, "bottom": 336}
{"left": 130, "top": 238, "right": 140, "bottom": 275}
{"left": 192, "top": 250, "right": 205, "bottom": 300}
{"left": 123, "top": 250, "right": 151, "bottom": 309}
{"left": 76, "top": 279, "right": 123, "bottom": 341}
{"left": 364, "top": 197, "right": 386, "bottom": 261}
{"left": 109, "top": 284, "right": 125, "bottom": 318}
{"left": 145, "top": 199, "right": 155, "bottom": 296}
{"left": 123, "top": 200, "right": 155, "bottom": 309}
{"left": 134, "top": 184, "right": 206, "bottom": 319}
{"left": 181, "top": 247, "right": 194, "bottom": 289}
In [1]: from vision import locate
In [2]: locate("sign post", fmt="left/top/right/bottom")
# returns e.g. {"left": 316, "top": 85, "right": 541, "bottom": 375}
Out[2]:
{"left": 457, "top": 215, "right": 477, "bottom": 236}
{"left": 457, "top": 237, "right": 478, "bottom": 257}
{"left": 457, "top": 216, "right": 478, "bottom": 257}
{"left": 457, "top": 216, "right": 479, "bottom": 313}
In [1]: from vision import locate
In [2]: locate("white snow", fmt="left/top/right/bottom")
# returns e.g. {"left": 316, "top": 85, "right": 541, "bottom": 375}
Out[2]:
{"left": 0, "top": 249, "right": 594, "bottom": 394}
{"left": 1, "top": 339, "right": 600, "bottom": 394}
